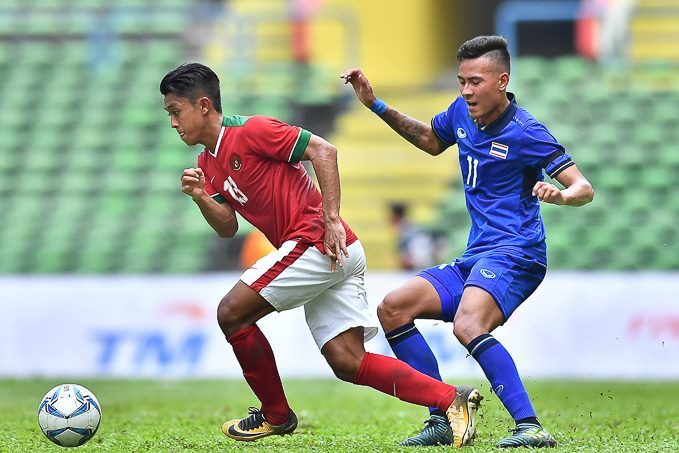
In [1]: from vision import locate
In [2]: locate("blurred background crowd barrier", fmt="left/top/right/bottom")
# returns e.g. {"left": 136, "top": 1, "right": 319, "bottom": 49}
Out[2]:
{"left": 1, "top": 273, "right": 677, "bottom": 378}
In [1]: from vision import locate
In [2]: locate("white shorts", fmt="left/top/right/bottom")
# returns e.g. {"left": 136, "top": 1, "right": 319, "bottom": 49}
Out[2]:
{"left": 240, "top": 240, "right": 378, "bottom": 349}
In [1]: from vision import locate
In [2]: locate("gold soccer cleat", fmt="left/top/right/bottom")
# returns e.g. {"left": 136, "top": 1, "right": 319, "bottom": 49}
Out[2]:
{"left": 446, "top": 385, "right": 483, "bottom": 448}
{"left": 222, "top": 407, "right": 297, "bottom": 442}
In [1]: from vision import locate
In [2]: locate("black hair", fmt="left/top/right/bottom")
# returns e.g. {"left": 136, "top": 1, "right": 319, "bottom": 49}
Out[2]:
{"left": 456, "top": 36, "right": 511, "bottom": 74}
{"left": 160, "top": 63, "right": 223, "bottom": 113}
{"left": 390, "top": 202, "right": 408, "bottom": 219}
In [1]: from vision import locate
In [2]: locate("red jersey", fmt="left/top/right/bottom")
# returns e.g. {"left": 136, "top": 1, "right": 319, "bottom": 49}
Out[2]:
{"left": 197, "top": 115, "right": 357, "bottom": 252}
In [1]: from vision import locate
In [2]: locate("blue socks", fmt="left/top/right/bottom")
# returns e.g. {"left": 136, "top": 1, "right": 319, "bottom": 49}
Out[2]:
{"left": 385, "top": 323, "right": 442, "bottom": 414}
{"left": 385, "top": 324, "right": 538, "bottom": 423}
{"left": 467, "top": 333, "right": 537, "bottom": 422}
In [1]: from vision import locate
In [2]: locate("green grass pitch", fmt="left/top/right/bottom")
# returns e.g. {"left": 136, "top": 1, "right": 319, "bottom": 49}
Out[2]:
{"left": 1, "top": 379, "right": 677, "bottom": 452}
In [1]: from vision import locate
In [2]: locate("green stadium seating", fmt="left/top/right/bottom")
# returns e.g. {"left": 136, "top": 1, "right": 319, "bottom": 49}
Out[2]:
{"left": 2, "top": 1, "right": 677, "bottom": 273}
{"left": 0, "top": 3, "right": 214, "bottom": 273}
{"left": 0, "top": 250, "right": 26, "bottom": 273}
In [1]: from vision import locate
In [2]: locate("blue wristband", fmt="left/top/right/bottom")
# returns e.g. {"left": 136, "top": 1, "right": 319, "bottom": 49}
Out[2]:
{"left": 369, "top": 98, "right": 388, "bottom": 116}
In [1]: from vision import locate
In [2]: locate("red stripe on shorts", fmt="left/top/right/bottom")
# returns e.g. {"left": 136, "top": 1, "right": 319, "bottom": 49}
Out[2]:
{"left": 250, "top": 241, "right": 309, "bottom": 293}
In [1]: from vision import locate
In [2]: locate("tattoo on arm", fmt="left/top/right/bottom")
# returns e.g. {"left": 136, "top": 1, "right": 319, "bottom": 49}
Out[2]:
{"left": 381, "top": 109, "right": 443, "bottom": 155}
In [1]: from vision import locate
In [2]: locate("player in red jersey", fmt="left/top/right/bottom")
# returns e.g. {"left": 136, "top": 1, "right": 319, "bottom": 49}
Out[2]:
{"left": 160, "top": 63, "right": 482, "bottom": 447}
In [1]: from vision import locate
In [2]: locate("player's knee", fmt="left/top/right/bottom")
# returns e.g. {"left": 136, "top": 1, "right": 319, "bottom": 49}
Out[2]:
{"left": 452, "top": 316, "right": 483, "bottom": 347}
{"left": 327, "top": 354, "right": 361, "bottom": 382}
{"left": 323, "top": 348, "right": 363, "bottom": 382}
{"left": 377, "top": 290, "right": 411, "bottom": 328}
{"left": 216, "top": 296, "right": 244, "bottom": 334}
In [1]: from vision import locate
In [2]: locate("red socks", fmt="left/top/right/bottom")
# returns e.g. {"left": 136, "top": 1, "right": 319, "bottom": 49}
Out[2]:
{"left": 227, "top": 329, "right": 456, "bottom": 421}
{"left": 226, "top": 325, "right": 290, "bottom": 425}
{"left": 354, "top": 352, "right": 456, "bottom": 412}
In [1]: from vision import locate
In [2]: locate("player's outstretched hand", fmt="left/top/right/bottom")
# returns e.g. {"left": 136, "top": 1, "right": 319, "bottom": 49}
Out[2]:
{"left": 181, "top": 167, "right": 206, "bottom": 199}
{"left": 340, "top": 68, "right": 377, "bottom": 108}
{"left": 532, "top": 181, "right": 565, "bottom": 205}
{"left": 324, "top": 218, "right": 349, "bottom": 272}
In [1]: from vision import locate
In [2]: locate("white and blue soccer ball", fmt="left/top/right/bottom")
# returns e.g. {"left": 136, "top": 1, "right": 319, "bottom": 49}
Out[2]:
{"left": 37, "top": 384, "right": 102, "bottom": 447}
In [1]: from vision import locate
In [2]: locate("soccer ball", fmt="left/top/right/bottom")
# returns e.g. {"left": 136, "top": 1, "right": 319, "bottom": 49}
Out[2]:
{"left": 37, "top": 384, "right": 102, "bottom": 447}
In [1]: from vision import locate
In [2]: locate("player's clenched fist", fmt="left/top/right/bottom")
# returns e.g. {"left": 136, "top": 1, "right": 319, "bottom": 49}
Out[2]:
{"left": 181, "top": 167, "right": 206, "bottom": 199}
{"left": 532, "top": 181, "right": 565, "bottom": 205}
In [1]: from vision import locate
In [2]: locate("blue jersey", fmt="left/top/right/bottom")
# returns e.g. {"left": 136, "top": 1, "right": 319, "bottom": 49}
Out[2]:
{"left": 432, "top": 93, "right": 574, "bottom": 261}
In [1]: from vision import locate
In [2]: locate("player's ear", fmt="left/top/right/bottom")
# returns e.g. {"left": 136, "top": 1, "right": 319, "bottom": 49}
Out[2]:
{"left": 498, "top": 72, "right": 510, "bottom": 91}
{"left": 199, "top": 96, "right": 211, "bottom": 115}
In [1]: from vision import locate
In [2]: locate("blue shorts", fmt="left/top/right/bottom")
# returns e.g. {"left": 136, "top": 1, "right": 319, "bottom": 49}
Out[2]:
{"left": 418, "top": 249, "right": 547, "bottom": 322}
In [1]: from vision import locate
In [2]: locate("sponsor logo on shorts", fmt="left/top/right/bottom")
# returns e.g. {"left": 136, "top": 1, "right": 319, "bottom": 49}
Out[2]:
{"left": 494, "top": 384, "right": 504, "bottom": 396}
{"left": 480, "top": 269, "right": 496, "bottom": 279}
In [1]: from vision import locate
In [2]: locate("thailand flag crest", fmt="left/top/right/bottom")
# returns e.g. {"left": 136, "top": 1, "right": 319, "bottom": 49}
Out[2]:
{"left": 489, "top": 142, "right": 509, "bottom": 159}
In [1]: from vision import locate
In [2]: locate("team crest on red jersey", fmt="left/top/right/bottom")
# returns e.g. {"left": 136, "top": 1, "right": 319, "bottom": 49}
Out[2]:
{"left": 230, "top": 154, "right": 243, "bottom": 172}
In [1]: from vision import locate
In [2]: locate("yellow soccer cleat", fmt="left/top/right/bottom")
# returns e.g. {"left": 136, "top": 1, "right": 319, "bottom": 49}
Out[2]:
{"left": 222, "top": 407, "right": 298, "bottom": 442}
{"left": 446, "top": 385, "right": 483, "bottom": 448}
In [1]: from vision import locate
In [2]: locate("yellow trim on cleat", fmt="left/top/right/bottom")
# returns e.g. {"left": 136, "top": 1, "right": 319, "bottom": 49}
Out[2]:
{"left": 446, "top": 386, "right": 483, "bottom": 448}
{"left": 221, "top": 407, "right": 297, "bottom": 442}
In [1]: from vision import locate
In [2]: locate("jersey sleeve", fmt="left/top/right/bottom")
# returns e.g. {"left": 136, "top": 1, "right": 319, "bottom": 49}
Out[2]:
{"left": 197, "top": 152, "right": 227, "bottom": 204}
{"left": 245, "top": 116, "right": 312, "bottom": 163}
{"left": 431, "top": 99, "right": 460, "bottom": 147}
{"left": 522, "top": 124, "right": 575, "bottom": 179}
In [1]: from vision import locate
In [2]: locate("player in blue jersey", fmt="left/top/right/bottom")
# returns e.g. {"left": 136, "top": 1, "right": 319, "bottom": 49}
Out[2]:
{"left": 342, "top": 36, "right": 594, "bottom": 448}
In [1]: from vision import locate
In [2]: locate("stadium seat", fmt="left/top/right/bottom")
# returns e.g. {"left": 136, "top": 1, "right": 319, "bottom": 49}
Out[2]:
{"left": 552, "top": 56, "right": 591, "bottom": 84}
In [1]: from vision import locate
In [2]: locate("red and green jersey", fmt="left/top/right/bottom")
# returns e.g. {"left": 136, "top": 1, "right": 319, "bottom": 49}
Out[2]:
{"left": 197, "top": 115, "right": 357, "bottom": 252}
